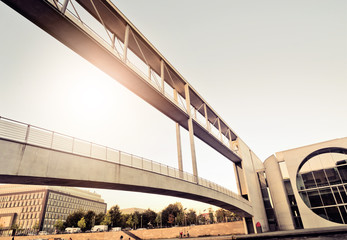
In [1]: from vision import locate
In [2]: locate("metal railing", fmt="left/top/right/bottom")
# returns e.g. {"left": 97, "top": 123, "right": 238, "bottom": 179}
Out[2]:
{"left": 0, "top": 116, "right": 250, "bottom": 206}
{"left": 46, "top": 0, "right": 239, "bottom": 159}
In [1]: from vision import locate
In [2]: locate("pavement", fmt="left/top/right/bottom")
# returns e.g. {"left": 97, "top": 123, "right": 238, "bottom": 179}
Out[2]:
{"left": 155, "top": 225, "right": 347, "bottom": 240}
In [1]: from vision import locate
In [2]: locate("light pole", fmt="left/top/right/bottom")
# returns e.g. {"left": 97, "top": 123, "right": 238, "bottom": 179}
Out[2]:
{"left": 184, "top": 208, "right": 187, "bottom": 226}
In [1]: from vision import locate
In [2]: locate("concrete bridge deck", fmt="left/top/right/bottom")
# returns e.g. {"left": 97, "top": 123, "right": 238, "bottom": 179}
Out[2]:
{"left": 0, "top": 117, "right": 252, "bottom": 216}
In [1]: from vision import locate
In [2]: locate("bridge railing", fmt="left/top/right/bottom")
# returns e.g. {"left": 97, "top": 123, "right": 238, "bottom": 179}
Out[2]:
{"left": 0, "top": 116, "right": 250, "bottom": 206}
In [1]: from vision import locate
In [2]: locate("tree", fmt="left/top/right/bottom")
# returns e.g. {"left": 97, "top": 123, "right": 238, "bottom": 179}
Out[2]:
{"left": 65, "top": 210, "right": 85, "bottom": 228}
{"left": 108, "top": 205, "right": 122, "bottom": 227}
{"left": 142, "top": 209, "right": 157, "bottom": 228}
{"left": 126, "top": 215, "right": 134, "bottom": 228}
{"left": 197, "top": 215, "right": 206, "bottom": 225}
{"left": 208, "top": 208, "right": 215, "bottom": 224}
{"left": 155, "top": 212, "right": 162, "bottom": 228}
{"left": 32, "top": 221, "right": 40, "bottom": 232}
{"left": 95, "top": 212, "right": 105, "bottom": 225}
{"left": 161, "top": 202, "right": 183, "bottom": 226}
{"left": 101, "top": 213, "right": 111, "bottom": 226}
{"left": 133, "top": 213, "right": 139, "bottom": 229}
{"left": 215, "top": 208, "right": 226, "bottom": 223}
{"left": 186, "top": 209, "right": 197, "bottom": 225}
{"left": 54, "top": 219, "right": 65, "bottom": 233}
{"left": 84, "top": 211, "right": 96, "bottom": 230}
{"left": 78, "top": 217, "right": 87, "bottom": 231}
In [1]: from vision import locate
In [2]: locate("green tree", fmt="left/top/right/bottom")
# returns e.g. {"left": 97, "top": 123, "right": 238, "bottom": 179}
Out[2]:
{"left": 32, "top": 221, "right": 40, "bottom": 232}
{"left": 108, "top": 205, "right": 122, "bottom": 227}
{"left": 133, "top": 213, "right": 139, "bottom": 229}
{"left": 215, "top": 208, "right": 226, "bottom": 223}
{"left": 78, "top": 217, "right": 87, "bottom": 231}
{"left": 155, "top": 212, "right": 162, "bottom": 228}
{"left": 101, "top": 213, "right": 112, "bottom": 226}
{"left": 126, "top": 215, "right": 134, "bottom": 228}
{"left": 95, "top": 212, "right": 105, "bottom": 225}
{"left": 54, "top": 219, "right": 65, "bottom": 233}
{"left": 142, "top": 209, "right": 157, "bottom": 228}
{"left": 187, "top": 209, "right": 197, "bottom": 225}
{"left": 84, "top": 211, "right": 96, "bottom": 230}
{"left": 65, "top": 209, "right": 85, "bottom": 228}
{"left": 208, "top": 208, "right": 215, "bottom": 224}
{"left": 161, "top": 202, "right": 183, "bottom": 227}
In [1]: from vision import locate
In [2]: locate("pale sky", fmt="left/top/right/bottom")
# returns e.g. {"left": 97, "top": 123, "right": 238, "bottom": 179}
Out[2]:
{"left": 0, "top": 0, "right": 346, "bottom": 212}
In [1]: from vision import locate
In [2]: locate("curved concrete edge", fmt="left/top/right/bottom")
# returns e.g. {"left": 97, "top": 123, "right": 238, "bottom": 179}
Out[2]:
{"left": 0, "top": 139, "right": 253, "bottom": 216}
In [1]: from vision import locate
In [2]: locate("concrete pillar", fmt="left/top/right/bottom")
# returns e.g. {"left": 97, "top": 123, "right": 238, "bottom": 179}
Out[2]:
{"left": 264, "top": 155, "right": 295, "bottom": 230}
{"left": 174, "top": 89, "right": 183, "bottom": 178}
{"left": 123, "top": 25, "right": 130, "bottom": 61}
{"left": 185, "top": 84, "right": 198, "bottom": 183}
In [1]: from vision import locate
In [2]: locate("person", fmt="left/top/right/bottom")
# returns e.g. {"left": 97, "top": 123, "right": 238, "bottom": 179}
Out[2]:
{"left": 120, "top": 235, "right": 123, "bottom": 240}
{"left": 180, "top": 231, "right": 183, "bottom": 238}
{"left": 187, "top": 231, "right": 189, "bottom": 238}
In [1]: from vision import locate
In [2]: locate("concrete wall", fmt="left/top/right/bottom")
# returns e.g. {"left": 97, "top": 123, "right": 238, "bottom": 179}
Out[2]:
{"left": 264, "top": 155, "right": 295, "bottom": 230}
{"left": 275, "top": 137, "right": 347, "bottom": 229}
{"left": 0, "top": 139, "right": 252, "bottom": 216}
{"left": 235, "top": 139, "right": 269, "bottom": 232}
{"left": 0, "top": 221, "right": 245, "bottom": 240}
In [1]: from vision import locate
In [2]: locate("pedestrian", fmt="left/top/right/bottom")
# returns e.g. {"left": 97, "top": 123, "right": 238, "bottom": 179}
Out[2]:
{"left": 187, "top": 231, "right": 189, "bottom": 238}
{"left": 120, "top": 235, "right": 123, "bottom": 240}
{"left": 180, "top": 231, "right": 183, "bottom": 238}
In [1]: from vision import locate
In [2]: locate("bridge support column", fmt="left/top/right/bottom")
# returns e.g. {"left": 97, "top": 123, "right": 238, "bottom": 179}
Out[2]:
{"left": 174, "top": 89, "right": 183, "bottom": 178}
{"left": 185, "top": 84, "right": 198, "bottom": 183}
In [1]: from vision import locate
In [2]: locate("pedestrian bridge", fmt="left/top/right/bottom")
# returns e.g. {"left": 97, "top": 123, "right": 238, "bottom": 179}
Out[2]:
{"left": 0, "top": 117, "right": 253, "bottom": 216}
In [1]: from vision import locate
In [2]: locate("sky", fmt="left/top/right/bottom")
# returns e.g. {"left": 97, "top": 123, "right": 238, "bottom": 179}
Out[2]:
{"left": 0, "top": 0, "right": 346, "bottom": 213}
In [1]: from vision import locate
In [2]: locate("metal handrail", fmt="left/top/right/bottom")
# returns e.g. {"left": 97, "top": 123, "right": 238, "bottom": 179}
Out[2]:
{"left": 0, "top": 116, "right": 250, "bottom": 206}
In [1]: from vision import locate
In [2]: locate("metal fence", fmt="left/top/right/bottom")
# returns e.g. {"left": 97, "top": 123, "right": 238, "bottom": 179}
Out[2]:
{"left": 0, "top": 116, "right": 250, "bottom": 206}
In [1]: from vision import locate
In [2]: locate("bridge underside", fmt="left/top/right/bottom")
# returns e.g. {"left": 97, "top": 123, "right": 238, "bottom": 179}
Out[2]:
{"left": 1, "top": 0, "right": 241, "bottom": 163}
{"left": 0, "top": 139, "right": 252, "bottom": 216}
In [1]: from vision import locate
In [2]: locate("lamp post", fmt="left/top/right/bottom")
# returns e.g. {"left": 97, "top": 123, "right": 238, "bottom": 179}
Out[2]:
{"left": 184, "top": 208, "right": 187, "bottom": 226}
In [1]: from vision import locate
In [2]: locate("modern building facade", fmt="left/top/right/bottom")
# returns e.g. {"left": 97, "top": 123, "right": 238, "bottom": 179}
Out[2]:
{"left": 0, "top": 184, "right": 106, "bottom": 234}
{"left": 262, "top": 137, "right": 347, "bottom": 230}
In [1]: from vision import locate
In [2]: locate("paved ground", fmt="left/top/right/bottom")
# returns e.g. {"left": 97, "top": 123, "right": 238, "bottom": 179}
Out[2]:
{"left": 155, "top": 225, "right": 347, "bottom": 240}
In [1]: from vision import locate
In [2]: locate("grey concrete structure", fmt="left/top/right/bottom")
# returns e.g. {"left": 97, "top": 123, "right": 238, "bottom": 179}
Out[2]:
{"left": 0, "top": 139, "right": 253, "bottom": 217}
{"left": 264, "top": 137, "right": 347, "bottom": 230}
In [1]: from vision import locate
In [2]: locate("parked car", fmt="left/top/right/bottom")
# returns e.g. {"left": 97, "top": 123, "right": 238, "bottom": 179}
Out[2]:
{"left": 38, "top": 231, "right": 48, "bottom": 235}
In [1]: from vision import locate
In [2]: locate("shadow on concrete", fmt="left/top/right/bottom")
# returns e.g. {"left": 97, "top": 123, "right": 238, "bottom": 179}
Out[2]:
{"left": 122, "top": 230, "right": 142, "bottom": 240}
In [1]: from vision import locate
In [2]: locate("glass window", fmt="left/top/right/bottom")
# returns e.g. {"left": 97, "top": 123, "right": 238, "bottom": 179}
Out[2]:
{"left": 312, "top": 208, "right": 328, "bottom": 220}
{"left": 319, "top": 188, "right": 336, "bottom": 206}
{"left": 325, "top": 207, "right": 343, "bottom": 224}
{"left": 337, "top": 164, "right": 347, "bottom": 183}
{"left": 301, "top": 172, "right": 317, "bottom": 189}
{"left": 307, "top": 190, "right": 323, "bottom": 207}
{"left": 339, "top": 186, "right": 347, "bottom": 203}
{"left": 332, "top": 187, "right": 343, "bottom": 204}
{"left": 325, "top": 168, "right": 342, "bottom": 185}
{"left": 312, "top": 170, "right": 329, "bottom": 187}
{"left": 339, "top": 206, "right": 347, "bottom": 224}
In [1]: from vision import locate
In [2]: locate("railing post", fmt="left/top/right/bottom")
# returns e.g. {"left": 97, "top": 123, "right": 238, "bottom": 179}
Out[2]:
{"left": 61, "top": 0, "right": 69, "bottom": 14}
{"left": 25, "top": 125, "right": 30, "bottom": 143}
{"left": 123, "top": 25, "right": 130, "bottom": 61}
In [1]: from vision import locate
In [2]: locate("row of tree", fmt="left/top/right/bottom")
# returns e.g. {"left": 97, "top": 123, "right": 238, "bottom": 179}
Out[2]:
{"left": 58, "top": 202, "right": 240, "bottom": 232}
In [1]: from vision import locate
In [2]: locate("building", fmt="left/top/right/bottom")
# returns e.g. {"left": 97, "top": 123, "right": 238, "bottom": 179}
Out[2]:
{"left": 262, "top": 137, "right": 347, "bottom": 230}
{"left": 0, "top": 184, "right": 106, "bottom": 234}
